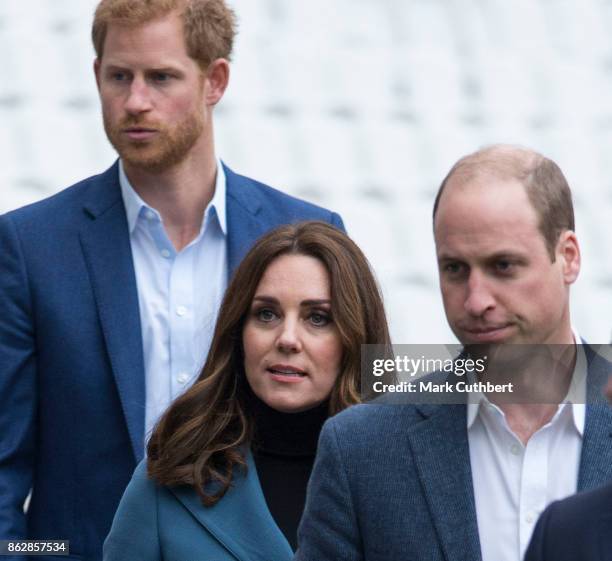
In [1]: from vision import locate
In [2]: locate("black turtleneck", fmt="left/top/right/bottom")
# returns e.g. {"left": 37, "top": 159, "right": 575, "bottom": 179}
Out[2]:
{"left": 250, "top": 396, "right": 328, "bottom": 551}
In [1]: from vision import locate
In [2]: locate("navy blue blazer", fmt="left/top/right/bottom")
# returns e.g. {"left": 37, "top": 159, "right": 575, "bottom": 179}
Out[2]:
{"left": 0, "top": 161, "right": 343, "bottom": 560}
{"left": 524, "top": 481, "right": 612, "bottom": 561}
{"left": 295, "top": 347, "right": 612, "bottom": 561}
{"left": 104, "top": 455, "right": 294, "bottom": 561}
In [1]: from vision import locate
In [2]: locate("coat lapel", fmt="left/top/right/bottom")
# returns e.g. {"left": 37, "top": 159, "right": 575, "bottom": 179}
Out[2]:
{"left": 406, "top": 403, "right": 482, "bottom": 561}
{"left": 79, "top": 163, "right": 145, "bottom": 462}
{"left": 170, "top": 452, "right": 293, "bottom": 561}
{"left": 578, "top": 345, "right": 612, "bottom": 491}
{"left": 224, "top": 163, "right": 265, "bottom": 278}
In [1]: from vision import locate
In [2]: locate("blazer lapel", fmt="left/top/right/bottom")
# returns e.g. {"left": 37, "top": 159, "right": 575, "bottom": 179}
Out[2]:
{"left": 578, "top": 345, "right": 612, "bottom": 491}
{"left": 224, "top": 163, "right": 264, "bottom": 277}
{"left": 79, "top": 163, "right": 145, "bottom": 462}
{"left": 170, "top": 452, "right": 293, "bottom": 561}
{"left": 406, "top": 404, "right": 482, "bottom": 561}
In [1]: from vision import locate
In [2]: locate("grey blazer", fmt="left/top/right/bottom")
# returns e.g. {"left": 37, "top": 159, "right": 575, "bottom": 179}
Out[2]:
{"left": 295, "top": 346, "right": 612, "bottom": 561}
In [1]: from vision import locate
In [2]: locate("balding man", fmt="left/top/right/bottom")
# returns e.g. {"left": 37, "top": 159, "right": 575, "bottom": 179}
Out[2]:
{"left": 295, "top": 145, "right": 612, "bottom": 561}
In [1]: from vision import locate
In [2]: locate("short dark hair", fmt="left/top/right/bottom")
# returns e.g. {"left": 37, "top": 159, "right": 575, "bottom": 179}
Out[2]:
{"left": 433, "top": 145, "right": 575, "bottom": 261}
{"left": 92, "top": 0, "right": 237, "bottom": 69}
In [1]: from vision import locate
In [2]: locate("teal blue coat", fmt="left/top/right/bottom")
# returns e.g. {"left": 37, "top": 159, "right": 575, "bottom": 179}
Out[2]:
{"left": 104, "top": 454, "right": 293, "bottom": 561}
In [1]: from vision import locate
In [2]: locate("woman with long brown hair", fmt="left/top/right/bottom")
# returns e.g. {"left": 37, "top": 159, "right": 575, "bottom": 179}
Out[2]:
{"left": 104, "top": 221, "right": 390, "bottom": 561}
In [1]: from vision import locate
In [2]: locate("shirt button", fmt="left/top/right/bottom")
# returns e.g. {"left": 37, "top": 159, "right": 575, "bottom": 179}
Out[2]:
{"left": 146, "top": 210, "right": 156, "bottom": 220}
{"left": 510, "top": 443, "right": 521, "bottom": 455}
{"left": 526, "top": 512, "right": 536, "bottom": 524}
{"left": 176, "top": 306, "right": 187, "bottom": 317}
{"left": 160, "top": 249, "right": 171, "bottom": 258}
{"left": 177, "top": 373, "right": 189, "bottom": 384}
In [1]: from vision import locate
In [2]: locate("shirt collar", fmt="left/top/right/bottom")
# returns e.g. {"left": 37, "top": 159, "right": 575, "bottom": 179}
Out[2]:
{"left": 466, "top": 398, "right": 483, "bottom": 430}
{"left": 467, "top": 329, "right": 587, "bottom": 436}
{"left": 118, "top": 158, "right": 227, "bottom": 236}
{"left": 118, "top": 160, "right": 147, "bottom": 234}
{"left": 208, "top": 159, "right": 227, "bottom": 235}
{"left": 566, "top": 329, "right": 587, "bottom": 436}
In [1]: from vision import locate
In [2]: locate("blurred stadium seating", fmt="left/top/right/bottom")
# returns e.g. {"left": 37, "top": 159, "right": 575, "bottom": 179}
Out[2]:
{"left": 1, "top": 0, "right": 610, "bottom": 346}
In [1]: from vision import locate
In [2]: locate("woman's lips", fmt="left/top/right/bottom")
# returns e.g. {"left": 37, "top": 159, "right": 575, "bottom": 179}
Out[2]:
{"left": 267, "top": 364, "right": 307, "bottom": 383}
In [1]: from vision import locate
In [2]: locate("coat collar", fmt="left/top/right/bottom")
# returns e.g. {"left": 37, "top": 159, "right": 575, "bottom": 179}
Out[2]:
{"left": 169, "top": 451, "right": 293, "bottom": 561}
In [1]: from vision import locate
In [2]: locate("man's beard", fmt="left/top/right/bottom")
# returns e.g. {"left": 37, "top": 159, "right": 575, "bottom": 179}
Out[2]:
{"left": 103, "top": 110, "right": 204, "bottom": 173}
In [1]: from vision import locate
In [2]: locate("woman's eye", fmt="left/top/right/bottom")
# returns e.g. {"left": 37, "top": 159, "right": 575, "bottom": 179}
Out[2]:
{"left": 256, "top": 309, "right": 277, "bottom": 322}
{"left": 309, "top": 312, "right": 331, "bottom": 327}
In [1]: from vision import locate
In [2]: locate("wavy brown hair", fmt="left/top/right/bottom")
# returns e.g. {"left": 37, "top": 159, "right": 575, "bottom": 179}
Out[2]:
{"left": 147, "top": 221, "right": 391, "bottom": 505}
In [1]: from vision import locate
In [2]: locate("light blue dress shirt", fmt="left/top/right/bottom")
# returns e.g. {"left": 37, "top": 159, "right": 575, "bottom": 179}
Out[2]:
{"left": 119, "top": 161, "right": 228, "bottom": 440}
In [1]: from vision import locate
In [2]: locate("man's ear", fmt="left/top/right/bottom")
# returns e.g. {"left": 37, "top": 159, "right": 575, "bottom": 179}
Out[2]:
{"left": 204, "top": 58, "right": 230, "bottom": 106}
{"left": 557, "top": 230, "right": 581, "bottom": 285}
{"left": 94, "top": 58, "right": 102, "bottom": 91}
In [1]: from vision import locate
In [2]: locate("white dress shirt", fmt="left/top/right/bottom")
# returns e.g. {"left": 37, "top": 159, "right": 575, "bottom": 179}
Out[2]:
{"left": 119, "top": 160, "right": 228, "bottom": 440}
{"left": 467, "top": 339, "right": 587, "bottom": 561}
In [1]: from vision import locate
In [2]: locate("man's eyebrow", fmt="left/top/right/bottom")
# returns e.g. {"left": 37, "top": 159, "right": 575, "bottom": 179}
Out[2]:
{"left": 484, "top": 251, "right": 527, "bottom": 261}
{"left": 437, "top": 250, "right": 527, "bottom": 264}
{"left": 101, "top": 64, "right": 182, "bottom": 73}
{"left": 437, "top": 253, "right": 463, "bottom": 263}
{"left": 101, "top": 64, "right": 134, "bottom": 75}
{"left": 146, "top": 67, "right": 183, "bottom": 74}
